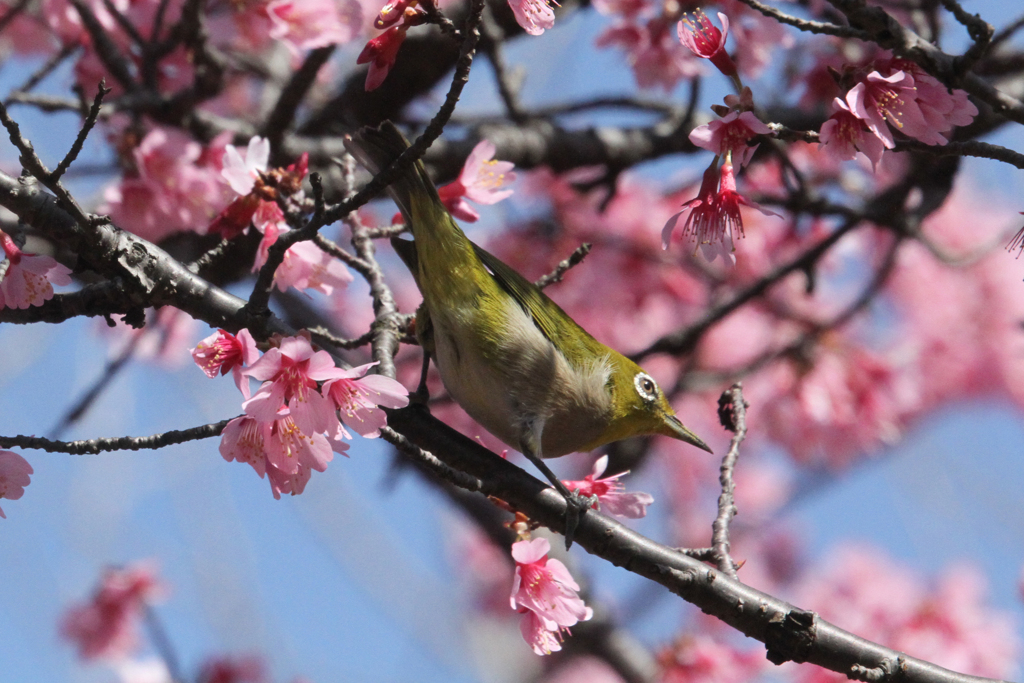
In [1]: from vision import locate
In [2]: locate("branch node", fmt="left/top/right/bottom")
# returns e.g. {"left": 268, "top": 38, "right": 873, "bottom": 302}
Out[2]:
{"left": 765, "top": 608, "right": 816, "bottom": 665}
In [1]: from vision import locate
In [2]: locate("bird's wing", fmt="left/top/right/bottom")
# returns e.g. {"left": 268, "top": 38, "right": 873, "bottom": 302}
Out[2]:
{"left": 471, "top": 242, "right": 600, "bottom": 360}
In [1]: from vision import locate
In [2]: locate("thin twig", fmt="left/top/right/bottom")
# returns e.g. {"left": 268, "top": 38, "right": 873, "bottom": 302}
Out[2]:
{"left": 313, "top": 233, "right": 372, "bottom": 273}
{"left": 735, "top": 0, "right": 873, "bottom": 39}
{"left": 711, "top": 383, "right": 748, "bottom": 579}
{"left": 535, "top": 242, "right": 593, "bottom": 289}
{"left": 52, "top": 82, "right": 111, "bottom": 182}
{"left": 3, "top": 418, "right": 235, "bottom": 455}
{"left": 365, "top": 223, "right": 408, "bottom": 239}
{"left": 481, "top": 6, "right": 526, "bottom": 124}
{"left": 308, "top": 327, "right": 374, "bottom": 350}
{"left": 940, "top": 0, "right": 993, "bottom": 74}
{"left": 988, "top": 11, "right": 1024, "bottom": 51}
{"left": 4, "top": 43, "right": 80, "bottom": 105}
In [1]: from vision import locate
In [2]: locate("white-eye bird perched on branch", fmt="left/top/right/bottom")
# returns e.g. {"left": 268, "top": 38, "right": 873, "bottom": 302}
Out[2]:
{"left": 346, "top": 122, "right": 711, "bottom": 546}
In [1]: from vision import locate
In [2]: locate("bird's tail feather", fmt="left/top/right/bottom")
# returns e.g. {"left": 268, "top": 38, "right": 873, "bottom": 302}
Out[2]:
{"left": 344, "top": 122, "right": 441, "bottom": 225}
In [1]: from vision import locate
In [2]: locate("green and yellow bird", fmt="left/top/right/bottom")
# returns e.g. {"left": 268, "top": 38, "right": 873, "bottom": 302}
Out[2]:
{"left": 347, "top": 123, "right": 710, "bottom": 543}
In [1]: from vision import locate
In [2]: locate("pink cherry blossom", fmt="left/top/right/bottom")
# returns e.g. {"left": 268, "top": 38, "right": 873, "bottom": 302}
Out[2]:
{"left": 509, "top": 0, "right": 556, "bottom": 36}
{"left": 436, "top": 140, "right": 516, "bottom": 222}
{"left": 357, "top": 26, "right": 407, "bottom": 91}
{"left": 0, "top": 450, "right": 33, "bottom": 519}
{"left": 662, "top": 163, "right": 721, "bottom": 250}
{"left": 59, "top": 563, "right": 164, "bottom": 661}
{"left": 758, "top": 342, "right": 919, "bottom": 467}
{"left": 192, "top": 328, "right": 260, "bottom": 396}
{"left": 102, "top": 127, "right": 230, "bottom": 242}
{"left": 518, "top": 608, "right": 566, "bottom": 655}
{"left": 818, "top": 97, "right": 885, "bottom": 170}
{"left": 663, "top": 161, "right": 779, "bottom": 263}
{"left": 846, "top": 69, "right": 930, "bottom": 149}
{"left": 716, "top": 160, "right": 781, "bottom": 234}
{"left": 0, "top": 232, "right": 72, "bottom": 309}
{"left": 220, "top": 411, "right": 341, "bottom": 500}
{"left": 222, "top": 136, "right": 270, "bottom": 197}
{"left": 887, "top": 58, "right": 977, "bottom": 136}
{"left": 323, "top": 361, "right": 410, "bottom": 438}
{"left": 242, "top": 335, "right": 342, "bottom": 434}
{"left": 192, "top": 328, "right": 260, "bottom": 379}
{"left": 561, "top": 455, "right": 654, "bottom": 518}
{"left": 41, "top": 0, "right": 126, "bottom": 45}
{"left": 272, "top": 240, "right": 354, "bottom": 295}
{"left": 263, "top": 408, "right": 335, "bottom": 477}
{"left": 251, "top": 208, "right": 289, "bottom": 270}
{"left": 689, "top": 111, "right": 772, "bottom": 168}
{"left": 677, "top": 11, "right": 736, "bottom": 78}
{"left": 511, "top": 537, "right": 592, "bottom": 655}
{"left": 220, "top": 415, "right": 271, "bottom": 478}
{"left": 211, "top": 147, "right": 308, "bottom": 241}
{"left": 510, "top": 537, "right": 592, "bottom": 628}
{"left": 267, "top": 459, "right": 313, "bottom": 498}
{"left": 267, "top": 0, "right": 355, "bottom": 55}
{"left": 248, "top": 220, "right": 353, "bottom": 296}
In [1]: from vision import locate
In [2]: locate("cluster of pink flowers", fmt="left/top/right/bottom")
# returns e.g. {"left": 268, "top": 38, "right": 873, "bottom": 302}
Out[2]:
{"left": 59, "top": 562, "right": 165, "bottom": 661}
{"left": 210, "top": 136, "right": 352, "bottom": 296}
{"left": 192, "top": 329, "right": 408, "bottom": 498}
{"left": 101, "top": 126, "right": 233, "bottom": 243}
{"left": 510, "top": 537, "right": 592, "bottom": 655}
{"left": 561, "top": 455, "right": 654, "bottom": 518}
{"left": 0, "top": 231, "right": 72, "bottom": 310}
{"left": 796, "top": 546, "right": 1018, "bottom": 683}
{"left": 0, "top": 450, "right": 33, "bottom": 519}
{"left": 818, "top": 55, "right": 978, "bottom": 167}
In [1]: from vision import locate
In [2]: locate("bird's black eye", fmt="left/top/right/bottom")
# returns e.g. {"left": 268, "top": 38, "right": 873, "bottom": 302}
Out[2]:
{"left": 634, "top": 372, "right": 658, "bottom": 402}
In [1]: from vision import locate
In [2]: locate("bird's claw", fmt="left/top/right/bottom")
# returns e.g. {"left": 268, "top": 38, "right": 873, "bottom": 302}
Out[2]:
{"left": 562, "top": 489, "right": 597, "bottom": 550}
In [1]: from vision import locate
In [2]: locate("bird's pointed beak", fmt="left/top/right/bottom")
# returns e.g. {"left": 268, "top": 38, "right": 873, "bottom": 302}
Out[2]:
{"left": 660, "top": 414, "right": 713, "bottom": 453}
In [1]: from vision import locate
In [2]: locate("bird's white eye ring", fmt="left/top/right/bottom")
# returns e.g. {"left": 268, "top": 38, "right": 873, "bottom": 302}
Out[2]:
{"left": 634, "top": 372, "right": 658, "bottom": 402}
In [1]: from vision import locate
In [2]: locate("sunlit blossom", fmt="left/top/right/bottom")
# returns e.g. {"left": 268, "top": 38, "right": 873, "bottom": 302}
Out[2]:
{"left": 561, "top": 455, "right": 654, "bottom": 518}
{"left": 677, "top": 10, "right": 736, "bottom": 78}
